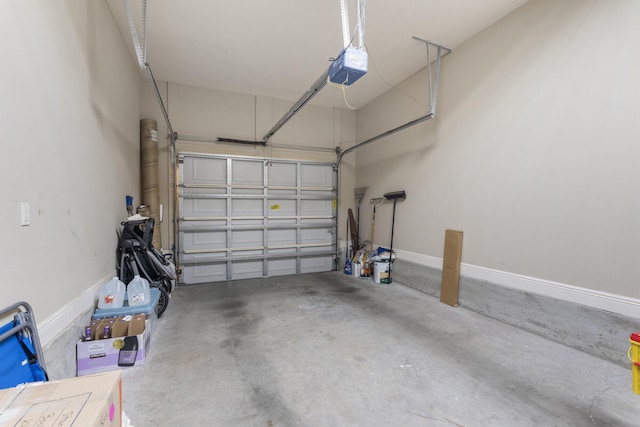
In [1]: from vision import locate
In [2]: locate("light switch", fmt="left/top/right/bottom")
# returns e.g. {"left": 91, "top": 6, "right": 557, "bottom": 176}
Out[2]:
{"left": 21, "top": 202, "right": 30, "bottom": 226}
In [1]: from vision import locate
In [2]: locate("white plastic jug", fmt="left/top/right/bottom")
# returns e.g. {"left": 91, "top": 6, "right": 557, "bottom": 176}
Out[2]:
{"left": 127, "top": 275, "right": 151, "bottom": 306}
{"left": 98, "top": 277, "right": 126, "bottom": 309}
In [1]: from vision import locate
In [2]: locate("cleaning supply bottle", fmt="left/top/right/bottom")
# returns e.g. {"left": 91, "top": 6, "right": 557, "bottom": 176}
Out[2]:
{"left": 127, "top": 275, "right": 151, "bottom": 306}
{"left": 344, "top": 258, "right": 352, "bottom": 275}
{"left": 98, "top": 277, "right": 126, "bottom": 309}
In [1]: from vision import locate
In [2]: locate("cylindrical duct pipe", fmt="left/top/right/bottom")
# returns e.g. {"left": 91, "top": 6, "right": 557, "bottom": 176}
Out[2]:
{"left": 140, "top": 118, "right": 162, "bottom": 249}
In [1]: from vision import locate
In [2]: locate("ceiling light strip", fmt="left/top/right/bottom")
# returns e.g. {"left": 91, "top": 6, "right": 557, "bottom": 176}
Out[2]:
{"left": 340, "top": 0, "right": 351, "bottom": 48}
{"left": 355, "top": 0, "right": 366, "bottom": 50}
{"left": 123, "top": 0, "right": 146, "bottom": 68}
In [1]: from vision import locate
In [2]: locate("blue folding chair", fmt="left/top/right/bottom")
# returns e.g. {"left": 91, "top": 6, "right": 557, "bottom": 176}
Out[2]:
{"left": 0, "top": 301, "right": 48, "bottom": 389}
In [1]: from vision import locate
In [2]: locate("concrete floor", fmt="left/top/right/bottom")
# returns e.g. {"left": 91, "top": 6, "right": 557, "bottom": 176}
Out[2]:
{"left": 122, "top": 272, "right": 640, "bottom": 426}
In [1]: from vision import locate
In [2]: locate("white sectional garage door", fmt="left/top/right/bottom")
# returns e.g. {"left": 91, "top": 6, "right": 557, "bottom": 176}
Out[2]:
{"left": 178, "top": 153, "right": 337, "bottom": 284}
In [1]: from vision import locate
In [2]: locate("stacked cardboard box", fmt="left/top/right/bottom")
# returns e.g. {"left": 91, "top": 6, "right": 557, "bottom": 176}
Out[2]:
{"left": 77, "top": 314, "right": 150, "bottom": 376}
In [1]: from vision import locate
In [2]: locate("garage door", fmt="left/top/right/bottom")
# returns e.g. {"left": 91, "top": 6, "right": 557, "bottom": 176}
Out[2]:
{"left": 178, "top": 153, "right": 337, "bottom": 284}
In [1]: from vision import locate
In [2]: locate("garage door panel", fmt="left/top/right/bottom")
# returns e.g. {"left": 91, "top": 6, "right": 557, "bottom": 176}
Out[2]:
{"left": 268, "top": 162, "right": 296, "bottom": 186}
{"left": 300, "top": 218, "right": 334, "bottom": 225}
{"left": 183, "top": 187, "right": 227, "bottom": 197}
{"left": 184, "top": 157, "right": 227, "bottom": 184}
{"left": 300, "top": 244, "right": 333, "bottom": 253}
{"left": 267, "top": 199, "right": 296, "bottom": 217}
{"left": 180, "top": 219, "right": 227, "bottom": 231}
{"left": 268, "top": 189, "right": 297, "bottom": 197}
{"left": 268, "top": 229, "right": 296, "bottom": 247}
{"left": 269, "top": 219, "right": 298, "bottom": 226}
{"left": 231, "top": 188, "right": 263, "bottom": 195}
{"left": 229, "top": 220, "right": 264, "bottom": 229}
{"left": 230, "top": 250, "right": 264, "bottom": 258}
{"left": 300, "top": 164, "right": 333, "bottom": 187}
{"left": 268, "top": 248, "right": 298, "bottom": 256}
{"left": 232, "top": 160, "right": 263, "bottom": 186}
{"left": 268, "top": 258, "right": 297, "bottom": 276}
{"left": 182, "top": 262, "right": 227, "bottom": 284}
{"left": 180, "top": 252, "right": 227, "bottom": 263}
{"left": 182, "top": 198, "right": 226, "bottom": 217}
{"left": 232, "top": 229, "right": 263, "bottom": 248}
{"left": 301, "top": 199, "right": 333, "bottom": 216}
{"left": 301, "top": 255, "right": 334, "bottom": 273}
{"left": 300, "top": 191, "right": 334, "bottom": 198}
{"left": 232, "top": 260, "right": 264, "bottom": 279}
{"left": 189, "top": 231, "right": 226, "bottom": 249}
{"left": 231, "top": 199, "right": 263, "bottom": 216}
{"left": 301, "top": 228, "right": 333, "bottom": 246}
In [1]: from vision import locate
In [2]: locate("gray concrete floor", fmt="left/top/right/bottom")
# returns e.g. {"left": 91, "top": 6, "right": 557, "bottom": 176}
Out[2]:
{"left": 122, "top": 272, "right": 640, "bottom": 426}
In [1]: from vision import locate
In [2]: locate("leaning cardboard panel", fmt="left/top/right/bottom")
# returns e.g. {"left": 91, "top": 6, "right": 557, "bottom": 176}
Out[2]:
{"left": 0, "top": 370, "right": 122, "bottom": 426}
{"left": 440, "top": 229, "right": 464, "bottom": 307}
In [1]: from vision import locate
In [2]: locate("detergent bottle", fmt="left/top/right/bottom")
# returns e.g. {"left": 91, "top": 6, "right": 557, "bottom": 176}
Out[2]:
{"left": 344, "top": 258, "right": 352, "bottom": 275}
{"left": 98, "top": 277, "right": 126, "bottom": 309}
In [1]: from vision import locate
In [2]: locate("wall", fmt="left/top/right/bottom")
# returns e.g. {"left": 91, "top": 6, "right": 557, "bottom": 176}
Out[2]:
{"left": 0, "top": 0, "right": 142, "bottom": 345}
{"left": 140, "top": 82, "right": 357, "bottom": 255}
{"left": 355, "top": 0, "right": 640, "bottom": 310}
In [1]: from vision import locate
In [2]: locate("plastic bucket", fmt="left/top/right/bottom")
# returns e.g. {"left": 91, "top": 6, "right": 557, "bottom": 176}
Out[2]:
{"left": 629, "top": 333, "right": 640, "bottom": 394}
{"left": 374, "top": 262, "right": 390, "bottom": 284}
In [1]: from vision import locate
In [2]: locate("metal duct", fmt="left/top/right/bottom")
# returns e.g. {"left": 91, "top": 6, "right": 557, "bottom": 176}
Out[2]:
{"left": 140, "top": 118, "right": 162, "bottom": 249}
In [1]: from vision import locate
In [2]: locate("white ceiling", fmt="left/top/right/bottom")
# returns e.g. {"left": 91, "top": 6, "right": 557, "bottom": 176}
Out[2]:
{"left": 106, "top": 0, "right": 529, "bottom": 109}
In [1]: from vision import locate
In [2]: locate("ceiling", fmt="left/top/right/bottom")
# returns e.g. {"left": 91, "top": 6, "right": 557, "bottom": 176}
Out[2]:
{"left": 106, "top": 0, "right": 529, "bottom": 109}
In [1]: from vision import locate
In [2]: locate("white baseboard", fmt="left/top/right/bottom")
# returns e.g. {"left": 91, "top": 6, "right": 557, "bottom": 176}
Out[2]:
{"left": 38, "top": 272, "right": 115, "bottom": 346}
{"left": 394, "top": 248, "right": 640, "bottom": 319}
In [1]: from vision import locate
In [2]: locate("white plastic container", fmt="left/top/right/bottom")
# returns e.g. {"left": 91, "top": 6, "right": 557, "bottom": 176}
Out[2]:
{"left": 127, "top": 275, "right": 151, "bottom": 306}
{"left": 353, "top": 262, "right": 362, "bottom": 278}
{"left": 98, "top": 277, "right": 126, "bottom": 309}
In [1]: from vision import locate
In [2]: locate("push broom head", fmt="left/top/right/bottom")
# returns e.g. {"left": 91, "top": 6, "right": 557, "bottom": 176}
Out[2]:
{"left": 384, "top": 191, "right": 407, "bottom": 201}
{"left": 354, "top": 187, "right": 368, "bottom": 202}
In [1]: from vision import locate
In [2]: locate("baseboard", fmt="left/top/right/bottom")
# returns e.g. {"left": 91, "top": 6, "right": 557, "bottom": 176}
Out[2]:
{"left": 38, "top": 272, "right": 115, "bottom": 346}
{"left": 393, "top": 248, "right": 640, "bottom": 318}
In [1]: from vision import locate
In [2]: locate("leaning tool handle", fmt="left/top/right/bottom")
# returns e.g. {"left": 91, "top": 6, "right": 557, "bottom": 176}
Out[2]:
{"left": 370, "top": 198, "right": 384, "bottom": 252}
{"left": 383, "top": 191, "right": 407, "bottom": 256}
{"left": 383, "top": 191, "right": 407, "bottom": 282}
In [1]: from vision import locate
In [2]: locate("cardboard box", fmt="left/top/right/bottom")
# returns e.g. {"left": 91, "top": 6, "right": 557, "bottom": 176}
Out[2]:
{"left": 0, "top": 370, "right": 122, "bottom": 426}
{"left": 77, "top": 315, "right": 151, "bottom": 376}
{"left": 440, "top": 229, "right": 464, "bottom": 307}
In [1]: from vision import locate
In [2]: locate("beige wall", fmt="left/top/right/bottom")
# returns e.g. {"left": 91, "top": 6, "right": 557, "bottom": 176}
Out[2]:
{"left": 356, "top": 0, "right": 640, "bottom": 298}
{"left": 0, "top": 1, "right": 141, "bottom": 329}
{"left": 140, "top": 82, "right": 357, "bottom": 253}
